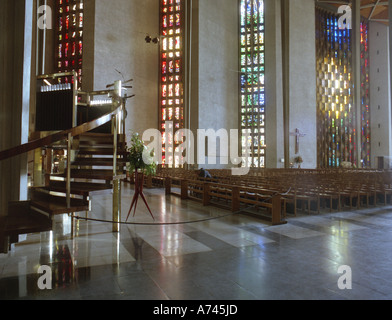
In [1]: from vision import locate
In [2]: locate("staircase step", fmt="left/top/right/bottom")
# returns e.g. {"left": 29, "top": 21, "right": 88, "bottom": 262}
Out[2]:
{"left": 1, "top": 202, "right": 53, "bottom": 252}
{"left": 47, "top": 181, "right": 113, "bottom": 196}
{"left": 78, "top": 141, "right": 126, "bottom": 149}
{"left": 6, "top": 201, "right": 53, "bottom": 233}
{"left": 73, "top": 157, "right": 128, "bottom": 167}
{"left": 79, "top": 132, "right": 124, "bottom": 141}
{"left": 0, "top": 216, "right": 7, "bottom": 253}
{"left": 78, "top": 133, "right": 126, "bottom": 146}
{"left": 78, "top": 148, "right": 128, "bottom": 156}
{"left": 30, "top": 188, "right": 90, "bottom": 215}
{"left": 80, "top": 133, "right": 113, "bottom": 139}
{"left": 53, "top": 169, "right": 126, "bottom": 181}
{"left": 31, "top": 197, "right": 89, "bottom": 215}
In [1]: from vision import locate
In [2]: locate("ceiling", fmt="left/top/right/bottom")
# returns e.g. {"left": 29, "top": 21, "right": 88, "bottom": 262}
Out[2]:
{"left": 360, "top": 0, "right": 389, "bottom": 23}
{"left": 316, "top": 0, "right": 389, "bottom": 24}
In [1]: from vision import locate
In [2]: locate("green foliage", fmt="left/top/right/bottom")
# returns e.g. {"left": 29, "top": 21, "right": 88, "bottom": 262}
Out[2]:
{"left": 127, "top": 133, "right": 157, "bottom": 176}
{"left": 294, "top": 156, "right": 303, "bottom": 164}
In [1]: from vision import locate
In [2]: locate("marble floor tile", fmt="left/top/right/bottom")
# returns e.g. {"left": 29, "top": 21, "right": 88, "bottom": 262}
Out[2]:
{"left": 192, "top": 220, "right": 275, "bottom": 247}
{"left": 265, "top": 223, "right": 325, "bottom": 239}
{"left": 1, "top": 184, "right": 392, "bottom": 300}
{"left": 295, "top": 215, "right": 368, "bottom": 232}
{"left": 135, "top": 228, "right": 212, "bottom": 257}
{"left": 329, "top": 211, "right": 392, "bottom": 227}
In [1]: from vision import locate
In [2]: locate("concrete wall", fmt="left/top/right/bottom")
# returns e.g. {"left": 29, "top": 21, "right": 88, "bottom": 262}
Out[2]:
{"left": 89, "top": 0, "right": 239, "bottom": 168}
{"left": 0, "top": 0, "right": 33, "bottom": 217}
{"left": 196, "top": 0, "right": 239, "bottom": 168}
{"left": 91, "top": 0, "right": 159, "bottom": 138}
{"left": 287, "top": 0, "right": 317, "bottom": 168}
{"left": 265, "top": 0, "right": 317, "bottom": 169}
{"left": 59, "top": 0, "right": 318, "bottom": 170}
{"left": 265, "top": 0, "right": 284, "bottom": 168}
{"left": 369, "top": 21, "right": 392, "bottom": 168}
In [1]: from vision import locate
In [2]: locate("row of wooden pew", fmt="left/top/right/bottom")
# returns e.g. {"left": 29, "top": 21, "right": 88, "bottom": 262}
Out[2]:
{"left": 162, "top": 176, "right": 286, "bottom": 225}
{"left": 140, "top": 168, "right": 392, "bottom": 225}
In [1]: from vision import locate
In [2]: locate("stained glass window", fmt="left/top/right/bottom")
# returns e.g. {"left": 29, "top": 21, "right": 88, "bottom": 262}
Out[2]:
{"left": 316, "top": 9, "right": 355, "bottom": 168}
{"left": 55, "top": 0, "right": 84, "bottom": 90}
{"left": 160, "top": 0, "right": 185, "bottom": 168}
{"left": 360, "top": 20, "right": 371, "bottom": 167}
{"left": 240, "top": 0, "right": 265, "bottom": 168}
{"left": 316, "top": 9, "right": 371, "bottom": 168}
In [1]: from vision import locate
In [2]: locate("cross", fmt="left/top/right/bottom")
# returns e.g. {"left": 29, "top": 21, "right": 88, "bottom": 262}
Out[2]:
{"left": 290, "top": 129, "right": 306, "bottom": 154}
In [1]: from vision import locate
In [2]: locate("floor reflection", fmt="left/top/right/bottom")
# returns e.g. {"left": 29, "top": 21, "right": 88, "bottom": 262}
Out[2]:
{"left": 2, "top": 185, "right": 392, "bottom": 300}
{"left": 47, "top": 244, "right": 74, "bottom": 288}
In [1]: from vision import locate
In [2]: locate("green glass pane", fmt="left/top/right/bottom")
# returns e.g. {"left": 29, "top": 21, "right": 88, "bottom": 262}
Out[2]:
{"left": 247, "top": 95, "right": 253, "bottom": 106}
{"left": 241, "top": 55, "right": 246, "bottom": 66}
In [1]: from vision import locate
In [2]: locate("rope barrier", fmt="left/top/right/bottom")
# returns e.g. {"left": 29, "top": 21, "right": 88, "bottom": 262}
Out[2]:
{"left": 73, "top": 188, "right": 291, "bottom": 227}
{"left": 74, "top": 208, "right": 250, "bottom": 226}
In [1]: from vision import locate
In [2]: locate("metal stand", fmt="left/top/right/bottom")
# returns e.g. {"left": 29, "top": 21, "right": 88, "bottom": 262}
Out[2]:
{"left": 126, "top": 171, "right": 155, "bottom": 221}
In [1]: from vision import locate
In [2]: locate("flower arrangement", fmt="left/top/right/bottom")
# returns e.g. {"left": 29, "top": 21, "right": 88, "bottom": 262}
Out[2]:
{"left": 294, "top": 156, "right": 303, "bottom": 164}
{"left": 294, "top": 156, "right": 303, "bottom": 169}
{"left": 127, "top": 133, "right": 157, "bottom": 176}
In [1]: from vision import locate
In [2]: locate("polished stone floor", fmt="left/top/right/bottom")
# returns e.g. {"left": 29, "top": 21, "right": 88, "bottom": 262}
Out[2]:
{"left": 1, "top": 183, "right": 392, "bottom": 300}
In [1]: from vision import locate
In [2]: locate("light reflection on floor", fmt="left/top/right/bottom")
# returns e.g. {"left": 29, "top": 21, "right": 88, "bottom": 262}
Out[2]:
{"left": 2, "top": 183, "right": 392, "bottom": 300}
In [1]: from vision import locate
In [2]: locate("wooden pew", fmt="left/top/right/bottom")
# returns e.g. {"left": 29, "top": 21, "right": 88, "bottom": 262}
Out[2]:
{"left": 155, "top": 168, "right": 392, "bottom": 218}
{"left": 164, "top": 177, "right": 286, "bottom": 226}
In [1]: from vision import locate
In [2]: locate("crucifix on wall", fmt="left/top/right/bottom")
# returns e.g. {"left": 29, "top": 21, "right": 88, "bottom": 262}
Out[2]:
{"left": 290, "top": 128, "right": 306, "bottom": 154}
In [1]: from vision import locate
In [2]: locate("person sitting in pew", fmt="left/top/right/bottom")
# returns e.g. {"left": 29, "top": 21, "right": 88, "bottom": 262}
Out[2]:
{"left": 199, "top": 168, "right": 212, "bottom": 179}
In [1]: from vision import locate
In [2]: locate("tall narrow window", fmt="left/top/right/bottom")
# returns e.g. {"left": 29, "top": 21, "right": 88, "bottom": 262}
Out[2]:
{"left": 159, "top": 0, "right": 185, "bottom": 168}
{"left": 316, "top": 8, "right": 371, "bottom": 168}
{"left": 360, "top": 20, "right": 371, "bottom": 167}
{"left": 316, "top": 9, "right": 355, "bottom": 168}
{"left": 55, "top": 0, "right": 84, "bottom": 90}
{"left": 240, "top": 0, "right": 266, "bottom": 168}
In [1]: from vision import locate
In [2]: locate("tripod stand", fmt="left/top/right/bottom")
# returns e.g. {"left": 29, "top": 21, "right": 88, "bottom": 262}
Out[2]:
{"left": 126, "top": 170, "right": 155, "bottom": 221}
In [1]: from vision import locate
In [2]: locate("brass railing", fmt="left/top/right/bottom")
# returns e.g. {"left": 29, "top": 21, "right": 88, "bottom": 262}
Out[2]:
{"left": 0, "top": 74, "right": 128, "bottom": 232}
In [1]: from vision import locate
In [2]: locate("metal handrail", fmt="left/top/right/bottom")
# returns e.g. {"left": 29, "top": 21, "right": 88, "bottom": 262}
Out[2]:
{"left": 0, "top": 103, "right": 122, "bottom": 162}
{"left": 1, "top": 76, "right": 128, "bottom": 231}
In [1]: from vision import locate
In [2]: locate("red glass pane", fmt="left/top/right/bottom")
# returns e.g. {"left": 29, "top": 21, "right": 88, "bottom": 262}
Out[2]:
{"left": 55, "top": 0, "right": 83, "bottom": 90}
{"left": 160, "top": 0, "right": 184, "bottom": 168}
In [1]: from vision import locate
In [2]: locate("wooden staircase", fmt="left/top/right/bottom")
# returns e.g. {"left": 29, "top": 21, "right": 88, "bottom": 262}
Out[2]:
{"left": 1, "top": 132, "right": 128, "bottom": 253}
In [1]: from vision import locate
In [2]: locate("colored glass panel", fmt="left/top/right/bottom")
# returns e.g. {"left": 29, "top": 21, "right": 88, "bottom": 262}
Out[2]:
{"left": 316, "top": 10, "right": 352, "bottom": 168}
{"left": 360, "top": 20, "right": 371, "bottom": 167}
{"left": 240, "top": 0, "right": 265, "bottom": 168}
{"left": 160, "top": 0, "right": 185, "bottom": 168}
{"left": 316, "top": 9, "right": 371, "bottom": 168}
{"left": 55, "top": 0, "right": 84, "bottom": 89}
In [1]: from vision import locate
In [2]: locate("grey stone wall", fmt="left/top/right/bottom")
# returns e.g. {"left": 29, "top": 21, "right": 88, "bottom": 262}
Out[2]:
{"left": 369, "top": 21, "right": 392, "bottom": 168}
{"left": 91, "top": 0, "right": 159, "bottom": 138}
{"left": 0, "top": 0, "right": 33, "bottom": 216}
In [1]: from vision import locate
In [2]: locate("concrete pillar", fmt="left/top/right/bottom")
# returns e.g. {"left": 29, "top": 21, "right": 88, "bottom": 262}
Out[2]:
{"left": 83, "top": 0, "right": 96, "bottom": 93}
{"left": 353, "top": 0, "right": 362, "bottom": 167}
{"left": 260, "top": 0, "right": 318, "bottom": 169}
{"left": 265, "top": 0, "right": 284, "bottom": 168}
{"left": 369, "top": 21, "right": 392, "bottom": 169}
{"left": 196, "top": 0, "right": 239, "bottom": 169}
{"left": 287, "top": 0, "right": 317, "bottom": 169}
{"left": 0, "top": 0, "right": 34, "bottom": 217}
{"left": 389, "top": 0, "right": 392, "bottom": 168}
{"left": 281, "top": 0, "right": 290, "bottom": 169}
{"left": 188, "top": 0, "right": 200, "bottom": 169}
